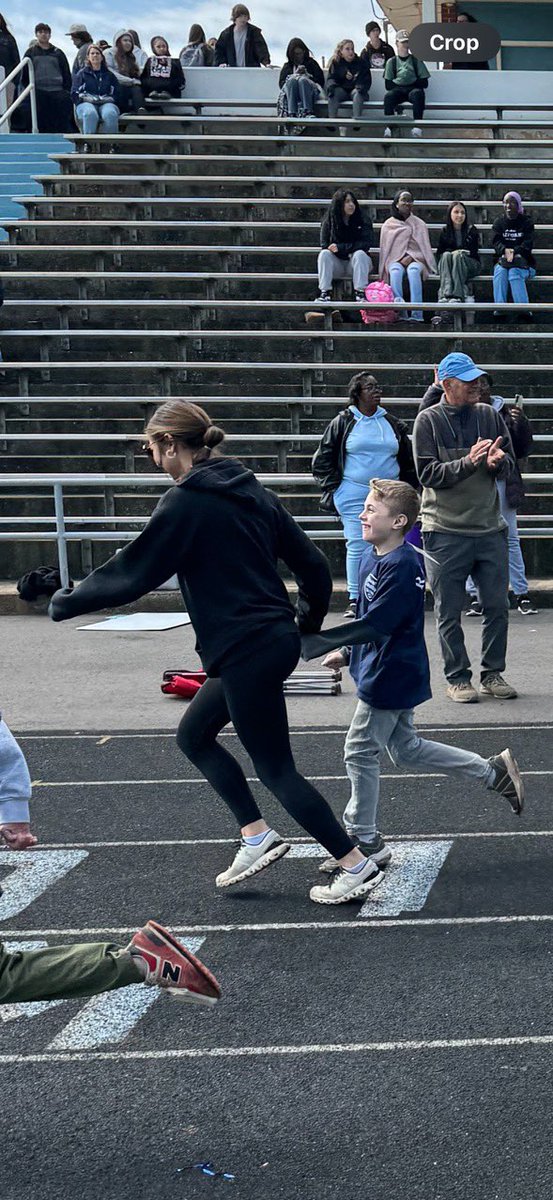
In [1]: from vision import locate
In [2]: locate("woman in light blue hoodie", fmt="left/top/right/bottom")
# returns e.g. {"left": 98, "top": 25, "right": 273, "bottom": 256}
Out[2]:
{"left": 312, "top": 372, "right": 417, "bottom": 616}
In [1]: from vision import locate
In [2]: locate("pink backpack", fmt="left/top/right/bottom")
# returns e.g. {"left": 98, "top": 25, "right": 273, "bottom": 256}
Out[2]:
{"left": 360, "top": 280, "right": 398, "bottom": 325}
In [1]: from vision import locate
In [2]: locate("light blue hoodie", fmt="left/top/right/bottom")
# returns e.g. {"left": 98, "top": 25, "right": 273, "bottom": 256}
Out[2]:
{"left": 342, "top": 404, "right": 400, "bottom": 486}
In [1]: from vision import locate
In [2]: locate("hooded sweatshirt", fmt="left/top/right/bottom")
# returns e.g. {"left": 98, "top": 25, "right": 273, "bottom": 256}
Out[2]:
{"left": 492, "top": 211, "right": 535, "bottom": 269}
{"left": 49, "top": 457, "right": 332, "bottom": 674}
{"left": 142, "top": 39, "right": 185, "bottom": 96}
{"left": 105, "top": 32, "right": 146, "bottom": 84}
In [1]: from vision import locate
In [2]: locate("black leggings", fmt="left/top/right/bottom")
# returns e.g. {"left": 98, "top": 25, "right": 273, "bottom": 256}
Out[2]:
{"left": 176, "top": 632, "right": 353, "bottom": 860}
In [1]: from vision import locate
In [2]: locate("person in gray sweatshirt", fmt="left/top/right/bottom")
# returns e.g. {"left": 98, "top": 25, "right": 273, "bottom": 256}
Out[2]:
{"left": 412, "top": 352, "right": 517, "bottom": 704}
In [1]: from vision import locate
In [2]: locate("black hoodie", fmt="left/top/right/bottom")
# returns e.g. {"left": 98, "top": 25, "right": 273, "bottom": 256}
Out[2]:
{"left": 50, "top": 457, "right": 332, "bottom": 674}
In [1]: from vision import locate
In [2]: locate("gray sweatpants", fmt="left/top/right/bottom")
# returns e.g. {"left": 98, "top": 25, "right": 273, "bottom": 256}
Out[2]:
{"left": 317, "top": 249, "right": 373, "bottom": 293}
{"left": 344, "top": 702, "right": 494, "bottom": 841}
{"left": 423, "top": 528, "right": 509, "bottom": 684}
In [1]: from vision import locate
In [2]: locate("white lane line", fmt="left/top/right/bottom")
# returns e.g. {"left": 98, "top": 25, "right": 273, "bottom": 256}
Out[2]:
{"left": 47, "top": 937, "right": 205, "bottom": 1051}
{"left": 2, "top": 1033, "right": 553, "bottom": 1065}
{"left": 358, "top": 841, "right": 452, "bottom": 918}
{"left": 17, "top": 725, "right": 553, "bottom": 740}
{"left": 28, "top": 770, "right": 553, "bottom": 788}
{"left": 0, "top": 850, "right": 88, "bottom": 919}
{"left": 4, "top": 914, "right": 553, "bottom": 937}
{"left": 29, "top": 831, "right": 553, "bottom": 849}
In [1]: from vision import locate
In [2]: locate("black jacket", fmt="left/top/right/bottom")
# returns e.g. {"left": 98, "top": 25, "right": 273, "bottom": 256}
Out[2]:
{"left": 49, "top": 457, "right": 332, "bottom": 673}
{"left": 279, "top": 57, "right": 324, "bottom": 89}
{"left": 436, "top": 224, "right": 480, "bottom": 264}
{"left": 326, "top": 54, "right": 371, "bottom": 95}
{"left": 360, "top": 42, "right": 394, "bottom": 70}
{"left": 312, "top": 407, "right": 418, "bottom": 510}
{"left": 418, "top": 383, "right": 533, "bottom": 508}
{"left": 492, "top": 213, "right": 535, "bottom": 269}
{"left": 71, "top": 64, "right": 121, "bottom": 106}
{"left": 320, "top": 210, "right": 373, "bottom": 259}
{"left": 0, "top": 31, "right": 20, "bottom": 75}
{"left": 214, "top": 23, "right": 270, "bottom": 67}
{"left": 141, "top": 56, "right": 185, "bottom": 97}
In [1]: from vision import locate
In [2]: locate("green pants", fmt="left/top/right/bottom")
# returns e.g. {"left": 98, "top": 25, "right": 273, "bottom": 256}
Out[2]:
{"left": 438, "top": 250, "right": 480, "bottom": 300}
{"left": 0, "top": 940, "right": 142, "bottom": 1004}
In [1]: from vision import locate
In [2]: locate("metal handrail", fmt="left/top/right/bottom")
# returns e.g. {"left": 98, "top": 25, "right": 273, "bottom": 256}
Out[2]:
{"left": 0, "top": 56, "right": 38, "bottom": 134}
{"left": 0, "top": 473, "right": 551, "bottom": 589}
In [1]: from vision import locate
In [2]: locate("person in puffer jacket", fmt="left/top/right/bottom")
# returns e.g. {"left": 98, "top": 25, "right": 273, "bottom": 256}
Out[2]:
{"left": 142, "top": 36, "right": 185, "bottom": 99}
{"left": 71, "top": 44, "right": 121, "bottom": 137}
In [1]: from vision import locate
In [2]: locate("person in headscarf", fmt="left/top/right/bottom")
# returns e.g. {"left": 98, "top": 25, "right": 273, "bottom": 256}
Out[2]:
{"left": 104, "top": 31, "right": 144, "bottom": 111}
{"left": 277, "top": 37, "right": 324, "bottom": 125}
{"left": 492, "top": 191, "right": 536, "bottom": 322}
{"left": 378, "top": 190, "right": 435, "bottom": 321}
{"left": 142, "top": 36, "right": 185, "bottom": 99}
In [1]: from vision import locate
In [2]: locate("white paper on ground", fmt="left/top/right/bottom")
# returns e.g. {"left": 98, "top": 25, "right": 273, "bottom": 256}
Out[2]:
{"left": 77, "top": 613, "right": 191, "bottom": 632}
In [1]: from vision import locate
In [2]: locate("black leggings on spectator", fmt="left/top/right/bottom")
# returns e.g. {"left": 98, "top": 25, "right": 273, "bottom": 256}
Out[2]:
{"left": 384, "top": 86, "right": 425, "bottom": 121}
{"left": 176, "top": 631, "right": 353, "bottom": 859}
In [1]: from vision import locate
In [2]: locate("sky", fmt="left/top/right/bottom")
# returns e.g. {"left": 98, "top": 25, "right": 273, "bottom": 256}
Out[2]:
{"left": 7, "top": 0, "right": 389, "bottom": 63}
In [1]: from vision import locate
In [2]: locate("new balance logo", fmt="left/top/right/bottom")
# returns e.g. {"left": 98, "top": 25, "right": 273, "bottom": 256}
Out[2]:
{"left": 161, "top": 960, "right": 182, "bottom": 984}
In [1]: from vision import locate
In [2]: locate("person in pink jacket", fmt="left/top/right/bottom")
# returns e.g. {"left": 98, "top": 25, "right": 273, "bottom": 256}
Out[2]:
{"left": 378, "top": 189, "right": 435, "bottom": 321}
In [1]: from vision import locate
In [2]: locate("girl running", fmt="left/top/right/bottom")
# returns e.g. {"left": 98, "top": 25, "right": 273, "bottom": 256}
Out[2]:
{"left": 50, "top": 401, "right": 382, "bottom": 905}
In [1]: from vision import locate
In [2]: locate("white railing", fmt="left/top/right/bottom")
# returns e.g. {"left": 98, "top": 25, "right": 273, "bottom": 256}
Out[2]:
{"left": 0, "top": 56, "right": 38, "bottom": 134}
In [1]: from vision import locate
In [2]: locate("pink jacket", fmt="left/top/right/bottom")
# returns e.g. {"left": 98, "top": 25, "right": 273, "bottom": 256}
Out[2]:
{"left": 378, "top": 215, "right": 436, "bottom": 282}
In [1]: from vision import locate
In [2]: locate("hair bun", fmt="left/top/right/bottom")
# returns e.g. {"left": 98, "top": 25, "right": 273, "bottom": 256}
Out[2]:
{"left": 203, "top": 425, "right": 225, "bottom": 448}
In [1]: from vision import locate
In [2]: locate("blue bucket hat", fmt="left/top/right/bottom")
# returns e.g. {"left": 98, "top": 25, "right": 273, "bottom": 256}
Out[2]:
{"left": 437, "top": 352, "right": 485, "bottom": 383}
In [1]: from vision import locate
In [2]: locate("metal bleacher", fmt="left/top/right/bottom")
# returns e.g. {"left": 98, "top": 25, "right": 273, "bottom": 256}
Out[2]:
{"left": 1, "top": 101, "right": 553, "bottom": 586}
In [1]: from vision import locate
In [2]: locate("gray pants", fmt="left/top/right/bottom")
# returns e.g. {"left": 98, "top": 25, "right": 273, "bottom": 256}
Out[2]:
{"left": 327, "top": 86, "right": 368, "bottom": 120}
{"left": 438, "top": 251, "right": 480, "bottom": 301}
{"left": 423, "top": 528, "right": 509, "bottom": 684}
{"left": 317, "top": 249, "right": 372, "bottom": 293}
{"left": 344, "top": 702, "right": 494, "bottom": 841}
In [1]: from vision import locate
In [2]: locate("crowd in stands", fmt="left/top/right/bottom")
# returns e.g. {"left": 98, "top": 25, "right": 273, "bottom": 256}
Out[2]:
{"left": 314, "top": 189, "right": 536, "bottom": 318}
{"left": 3, "top": 12, "right": 491, "bottom": 138}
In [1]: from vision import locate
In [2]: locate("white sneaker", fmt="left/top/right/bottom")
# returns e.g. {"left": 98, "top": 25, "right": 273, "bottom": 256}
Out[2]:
{"left": 338, "top": 125, "right": 347, "bottom": 137}
{"left": 448, "top": 297, "right": 462, "bottom": 304}
{"left": 465, "top": 294, "right": 476, "bottom": 305}
{"left": 394, "top": 296, "right": 406, "bottom": 305}
{"left": 216, "top": 830, "right": 291, "bottom": 887}
{"left": 309, "top": 858, "right": 383, "bottom": 905}
{"left": 319, "top": 832, "right": 392, "bottom": 874}
{"left": 411, "top": 126, "right": 422, "bottom": 138}
{"left": 383, "top": 126, "right": 392, "bottom": 138}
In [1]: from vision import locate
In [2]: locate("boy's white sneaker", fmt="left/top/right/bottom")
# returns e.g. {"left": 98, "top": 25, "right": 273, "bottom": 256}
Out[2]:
{"left": 216, "top": 830, "right": 290, "bottom": 887}
{"left": 310, "top": 858, "right": 383, "bottom": 905}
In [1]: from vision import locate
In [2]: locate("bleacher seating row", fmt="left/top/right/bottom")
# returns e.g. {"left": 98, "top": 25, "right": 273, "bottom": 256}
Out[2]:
{"left": 2, "top": 106, "right": 553, "bottom": 586}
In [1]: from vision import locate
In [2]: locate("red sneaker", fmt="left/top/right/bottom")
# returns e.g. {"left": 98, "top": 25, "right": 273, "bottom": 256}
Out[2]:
{"left": 128, "top": 921, "right": 221, "bottom": 1006}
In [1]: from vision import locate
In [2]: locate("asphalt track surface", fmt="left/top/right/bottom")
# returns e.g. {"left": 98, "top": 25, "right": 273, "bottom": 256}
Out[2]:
{"left": 2, "top": 722, "right": 553, "bottom": 1200}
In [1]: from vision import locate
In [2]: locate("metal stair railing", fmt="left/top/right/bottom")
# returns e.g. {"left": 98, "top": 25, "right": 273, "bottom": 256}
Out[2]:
{"left": 0, "top": 56, "right": 38, "bottom": 134}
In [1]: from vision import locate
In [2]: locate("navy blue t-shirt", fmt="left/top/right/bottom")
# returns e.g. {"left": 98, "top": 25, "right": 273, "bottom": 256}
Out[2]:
{"left": 350, "top": 542, "right": 431, "bottom": 711}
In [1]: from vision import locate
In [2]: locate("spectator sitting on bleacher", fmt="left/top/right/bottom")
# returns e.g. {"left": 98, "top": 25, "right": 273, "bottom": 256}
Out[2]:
{"left": 180, "top": 25, "right": 214, "bottom": 68}
{"left": 127, "top": 31, "right": 148, "bottom": 71}
{"left": 383, "top": 29, "right": 429, "bottom": 139}
{"left": 214, "top": 5, "right": 270, "bottom": 68}
{"left": 361, "top": 21, "right": 394, "bottom": 70}
{"left": 326, "top": 39, "right": 371, "bottom": 125}
{"left": 277, "top": 38, "right": 324, "bottom": 125}
{"left": 315, "top": 187, "right": 374, "bottom": 304}
{"left": 105, "top": 31, "right": 145, "bottom": 113}
{"left": 492, "top": 191, "right": 536, "bottom": 323}
{"left": 142, "top": 37, "right": 185, "bottom": 99}
{"left": 436, "top": 201, "right": 480, "bottom": 305}
{"left": 379, "top": 190, "right": 435, "bottom": 322}
{"left": 66, "top": 23, "right": 93, "bottom": 75}
{"left": 23, "top": 23, "right": 74, "bottom": 132}
{"left": 72, "top": 44, "right": 120, "bottom": 145}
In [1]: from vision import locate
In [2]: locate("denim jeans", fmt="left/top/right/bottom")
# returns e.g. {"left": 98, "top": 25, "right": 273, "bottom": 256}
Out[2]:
{"left": 0, "top": 717, "right": 31, "bottom": 824}
{"left": 343, "top": 702, "right": 494, "bottom": 841}
{"left": 389, "top": 260, "right": 424, "bottom": 320}
{"left": 283, "top": 74, "right": 320, "bottom": 116}
{"left": 467, "top": 479, "right": 528, "bottom": 598}
{"left": 493, "top": 263, "right": 536, "bottom": 305}
{"left": 76, "top": 101, "right": 119, "bottom": 134}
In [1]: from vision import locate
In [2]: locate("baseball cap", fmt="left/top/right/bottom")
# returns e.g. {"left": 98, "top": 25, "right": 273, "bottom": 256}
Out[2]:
{"left": 395, "top": 29, "right": 409, "bottom": 42}
{"left": 437, "top": 352, "right": 485, "bottom": 383}
{"left": 66, "top": 23, "right": 89, "bottom": 35}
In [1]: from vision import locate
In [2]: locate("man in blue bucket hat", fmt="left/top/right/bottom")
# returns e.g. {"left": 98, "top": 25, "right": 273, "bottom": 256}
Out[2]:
{"left": 412, "top": 352, "right": 518, "bottom": 703}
